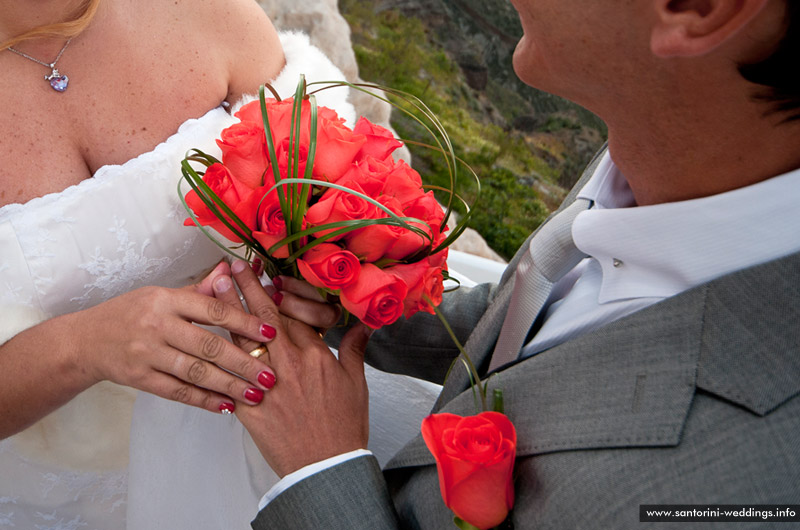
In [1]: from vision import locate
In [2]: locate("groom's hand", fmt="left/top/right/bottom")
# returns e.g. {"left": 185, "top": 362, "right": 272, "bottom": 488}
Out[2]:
{"left": 228, "top": 260, "right": 371, "bottom": 477}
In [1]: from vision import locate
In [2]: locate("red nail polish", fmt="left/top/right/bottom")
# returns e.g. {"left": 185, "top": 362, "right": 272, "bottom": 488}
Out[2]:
{"left": 258, "top": 370, "right": 276, "bottom": 389}
{"left": 272, "top": 292, "right": 284, "bottom": 306}
{"left": 251, "top": 258, "right": 264, "bottom": 276}
{"left": 219, "top": 402, "right": 235, "bottom": 414}
{"left": 261, "top": 324, "right": 277, "bottom": 340}
{"left": 272, "top": 276, "right": 283, "bottom": 290}
{"left": 244, "top": 387, "right": 264, "bottom": 404}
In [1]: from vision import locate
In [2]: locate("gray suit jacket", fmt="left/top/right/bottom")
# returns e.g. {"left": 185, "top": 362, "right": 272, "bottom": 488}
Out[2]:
{"left": 253, "top": 151, "right": 800, "bottom": 529}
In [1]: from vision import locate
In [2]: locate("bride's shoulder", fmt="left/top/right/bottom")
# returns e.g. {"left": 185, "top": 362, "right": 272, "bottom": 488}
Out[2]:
{"left": 136, "top": 0, "right": 284, "bottom": 73}
{"left": 167, "top": 0, "right": 285, "bottom": 104}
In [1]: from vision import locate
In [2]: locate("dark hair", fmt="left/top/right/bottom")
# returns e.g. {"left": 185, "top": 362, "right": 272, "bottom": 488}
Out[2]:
{"left": 738, "top": 1, "right": 800, "bottom": 122}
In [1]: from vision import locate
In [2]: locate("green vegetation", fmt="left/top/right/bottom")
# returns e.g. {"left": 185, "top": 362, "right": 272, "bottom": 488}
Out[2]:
{"left": 340, "top": 1, "right": 603, "bottom": 260}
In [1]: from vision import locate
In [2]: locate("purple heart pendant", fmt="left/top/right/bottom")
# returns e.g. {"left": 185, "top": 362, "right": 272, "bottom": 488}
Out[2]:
{"left": 49, "top": 73, "right": 69, "bottom": 92}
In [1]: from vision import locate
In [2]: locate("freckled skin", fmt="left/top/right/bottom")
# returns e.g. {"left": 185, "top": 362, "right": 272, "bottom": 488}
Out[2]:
{"left": 0, "top": 0, "right": 284, "bottom": 208}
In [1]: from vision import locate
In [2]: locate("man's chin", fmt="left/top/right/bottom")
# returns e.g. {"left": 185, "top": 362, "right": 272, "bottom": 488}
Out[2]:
{"left": 512, "top": 39, "right": 546, "bottom": 90}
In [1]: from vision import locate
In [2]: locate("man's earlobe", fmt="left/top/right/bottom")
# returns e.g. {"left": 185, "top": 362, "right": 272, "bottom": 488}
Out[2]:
{"left": 650, "top": 0, "right": 770, "bottom": 57}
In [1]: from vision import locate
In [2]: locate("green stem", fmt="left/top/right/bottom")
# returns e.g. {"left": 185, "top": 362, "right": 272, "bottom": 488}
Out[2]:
{"left": 425, "top": 295, "right": 486, "bottom": 413}
{"left": 454, "top": 517, "right": 483, "bottom": 530}
{"left": 492, "top": 388, "right": 504, "bottom": 414}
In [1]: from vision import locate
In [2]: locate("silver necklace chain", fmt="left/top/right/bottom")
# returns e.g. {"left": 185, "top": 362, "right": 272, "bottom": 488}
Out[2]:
{"left": 7, "top": 38, "right": 73, "bottom": 92}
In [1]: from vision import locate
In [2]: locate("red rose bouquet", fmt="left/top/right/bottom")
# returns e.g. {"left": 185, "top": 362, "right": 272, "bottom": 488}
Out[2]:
{"left": 180, "top": 77, "right": 477, "bottom": 328}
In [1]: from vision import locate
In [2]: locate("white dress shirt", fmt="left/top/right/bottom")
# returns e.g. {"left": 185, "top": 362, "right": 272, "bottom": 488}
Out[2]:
{"left": 259, "top": 152, "right": 800, "bottom": 511}
{"left": 523, "top": 151, "right": 800, "bottom": 357}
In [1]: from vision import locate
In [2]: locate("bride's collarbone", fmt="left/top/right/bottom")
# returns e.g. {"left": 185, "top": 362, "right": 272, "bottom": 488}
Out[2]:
{"left": 0, "top": 67, "right": 227, "bottom": 208}
{"left": 0, "top": 9, "right": 231, "bottom": 207}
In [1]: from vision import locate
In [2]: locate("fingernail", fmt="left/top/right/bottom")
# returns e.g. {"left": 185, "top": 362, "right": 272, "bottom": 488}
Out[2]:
{"left": 251, "top": 258, "right": 264, "bottom": 276}
{"left": 272, "top": 276, "right": 283, "bottom": 291}
{"left": 231, "top": 260, "right": 247, "bottom": 274}
{"left": 244, "top": 387, "right": 264, "bottom": 404}
{"left": 272, "top": 292, "right": 283, "bottom": 306}
{"left": 261, "top": 324, "right": 277, "bottom": 340}
{"left": 213, "top": 275, "right": 232, "bottom": 293}
{"left": 219, "top": 402, "right": 235, "bottom": 414}
{"left": 258, "top": 370, "right": 276, "bottom": 389}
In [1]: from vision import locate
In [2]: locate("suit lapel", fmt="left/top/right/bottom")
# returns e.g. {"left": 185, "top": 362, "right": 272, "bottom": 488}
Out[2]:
{"left": 696, "top": 249, "right": 800, "bottom": 416}
{"left": 386, "top": 250, "right": 800, "bottom": 470}
{"left": 387, "top": 283, "right": 704, "bottom": 469}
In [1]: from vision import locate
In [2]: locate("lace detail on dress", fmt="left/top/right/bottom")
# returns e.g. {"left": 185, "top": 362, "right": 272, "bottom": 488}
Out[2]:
{"left": 40, "top": 470, "right": 127, "bottom": 508}
{"left": 72, "top": 216, "right": 175, "bottom": 309}
{"left": 1, "top": 277, "right": 34, "bottom": 307}
{"left": 0, "top": 497, "right": 18, "bottom": 527}
{"left": 31, "top": 512, "right": 89, "bottom": 530}
{"left": 0, "top": 440, "right": 128, "bottom": 529}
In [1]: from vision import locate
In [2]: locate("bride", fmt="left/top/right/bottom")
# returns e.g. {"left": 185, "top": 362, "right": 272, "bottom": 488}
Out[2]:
{"left": 0, "top": 0, "right": 438, "bottom": 528}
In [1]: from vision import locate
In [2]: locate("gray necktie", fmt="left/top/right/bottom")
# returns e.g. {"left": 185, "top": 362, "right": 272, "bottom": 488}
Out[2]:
{"left": 489, "top": 198, "right": 591, "bottom": 372}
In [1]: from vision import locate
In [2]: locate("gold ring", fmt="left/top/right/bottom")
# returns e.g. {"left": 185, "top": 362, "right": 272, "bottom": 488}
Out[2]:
{"left": 248, "top": 345, "right": 268, "bottom": 359}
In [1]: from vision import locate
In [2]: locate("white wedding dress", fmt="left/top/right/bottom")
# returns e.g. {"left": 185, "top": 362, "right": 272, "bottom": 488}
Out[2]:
{"left": 0, "top": 33, "right": 439, "bottom": 530}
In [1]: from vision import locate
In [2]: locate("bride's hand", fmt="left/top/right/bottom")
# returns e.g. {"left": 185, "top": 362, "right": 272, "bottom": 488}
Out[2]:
{"left": 73, "top": 261, "right": 278, "bottom": 414}
{"left": 212, "top": 260, "right": 342, "bottom": 356}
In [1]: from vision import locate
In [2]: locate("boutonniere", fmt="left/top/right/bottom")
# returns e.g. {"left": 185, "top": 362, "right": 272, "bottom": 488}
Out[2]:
{"left": 422, "top": 312, "right": 517, "bottom": 530}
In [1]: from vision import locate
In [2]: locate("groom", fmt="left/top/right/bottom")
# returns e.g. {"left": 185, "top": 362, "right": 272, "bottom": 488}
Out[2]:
{"left": 234, "top": 0, "right": 800, "bottom": 527}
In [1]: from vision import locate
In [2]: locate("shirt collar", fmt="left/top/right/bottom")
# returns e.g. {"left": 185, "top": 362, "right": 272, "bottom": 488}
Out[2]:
{"left": 572, "top": 151, "right": 800, "bottom": 303}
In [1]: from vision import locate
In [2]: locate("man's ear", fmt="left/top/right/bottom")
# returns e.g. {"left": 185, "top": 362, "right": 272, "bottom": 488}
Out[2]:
{"left": 651, "top": 0, "right": 770, "bottom": 57}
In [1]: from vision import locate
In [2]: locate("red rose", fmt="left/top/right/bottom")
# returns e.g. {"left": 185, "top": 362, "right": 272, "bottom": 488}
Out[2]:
{"left": 381, "top": 160, "right": 425, "bottom": 206}
{"left": 345, "top": 195, "right": 431, "bottom": 263}
{"left": 297, "top": 243, "right": 361, "bottom": 291}
{"left": 387, "top": 257, "right": 445, "bottom": 318}
{"left": 216, "top": 121, "right": 271, "bottom": 190}
{"left": 183, "top": 163, "right": 260, "bottom": 242}
{"left": 312, "top": 117, "right": 366, "bottom": 183}
{"left": 236, "top": 98, "right": 304, "bottom": 144}
{"left": 403, "top": 190, "right": 447, "bottom": 240}
{"left": 421, "top": 412, "right": 517, "bottom": 530}
{"left": 340, "top": 263, "right": 408, "bottom": 329}
{"left": 305, "top": 181, "right": 381, "bottom": 241}
{"left": 338, "top": 156, "right": 396, "bottom": 198}
{"left": 353, "top": 117, "right": 404, "bottom": 162}
{"left": 236, "top": 97, "right": 363, "bottom": 184}
{"left": 274, "top": 137, "right": 309, "bottom": 181}
{"left": 428, "top": 246, "right": 449, "bottom": 270}
{"left": 347, "top": 223, "right": 430, "bottom": 263}
{"left": 252, "top": 190, "right": 290, "bottom": 258}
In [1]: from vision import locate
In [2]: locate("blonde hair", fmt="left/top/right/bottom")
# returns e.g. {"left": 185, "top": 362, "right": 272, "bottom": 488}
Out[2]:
{"left": 0, "top": 0, "right": 102, "bottom": 51}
